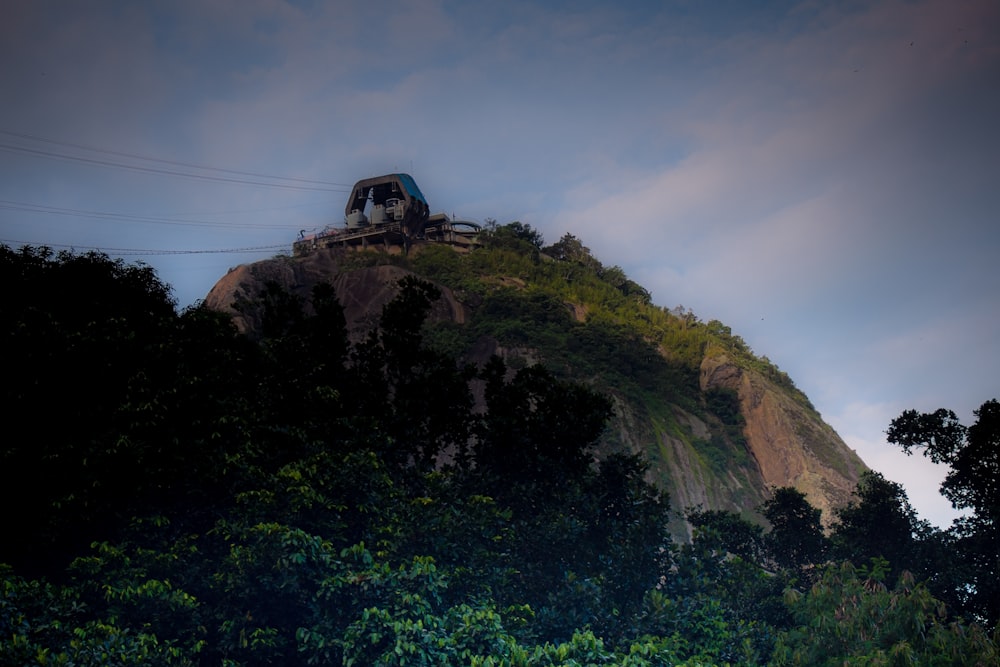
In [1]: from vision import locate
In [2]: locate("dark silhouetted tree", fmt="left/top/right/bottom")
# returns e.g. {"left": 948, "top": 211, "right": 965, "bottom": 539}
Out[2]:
{"left": 887, "top": 399, "right": 1000, "bottom": 629}
{"left": 762, "top": 487, "right": 828, "bottom": 573}
{"left": 831, "top": 471, "right": 936, "bottom": 584}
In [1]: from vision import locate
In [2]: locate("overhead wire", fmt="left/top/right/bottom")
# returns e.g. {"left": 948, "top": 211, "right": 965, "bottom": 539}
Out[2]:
{"left": 0, "top": 129, "right": 353, "bottom": 192}
{"left": 0, "top": 130, "right": 352, "bottom": 187}
{"left": 0, "top": 199, "right": 303, "bottom": 230}
{"left": 0, "top": 129, "right": 343, "bottom": 257}
{"left": 0, "top": 143, "right": 352, "bottom": 192}
{"left": 0, "top": 238, "right": 289, "bottom": 256}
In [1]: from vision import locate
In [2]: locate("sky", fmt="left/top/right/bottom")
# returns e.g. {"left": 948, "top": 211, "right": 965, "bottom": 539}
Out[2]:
{"left": 2, "top": 0, "right": 997, "bottom": 528}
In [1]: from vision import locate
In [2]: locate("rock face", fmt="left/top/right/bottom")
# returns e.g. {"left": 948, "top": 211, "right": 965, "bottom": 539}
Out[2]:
{"left": 205, "top": 246, "right": 867, "bottom": 536}
{"left": 205, "top": 249, "right": 466, "bottom": 340}
{"left": 700, "top": 353, "right": 866, "bottom": 526}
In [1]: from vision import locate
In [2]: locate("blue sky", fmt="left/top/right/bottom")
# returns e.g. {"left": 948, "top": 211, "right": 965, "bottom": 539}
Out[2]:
{"left": 2, "top": 0, "right": 997, "bottom": 528}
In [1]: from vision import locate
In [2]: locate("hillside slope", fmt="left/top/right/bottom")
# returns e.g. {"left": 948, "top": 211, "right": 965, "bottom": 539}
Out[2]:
{"left": 205, "top": 236, "right": 866, "bottom": 534}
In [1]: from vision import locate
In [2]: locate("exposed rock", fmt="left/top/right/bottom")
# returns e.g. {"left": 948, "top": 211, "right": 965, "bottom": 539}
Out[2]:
{"left": 205, "top": 248, "right": 466, "bottom": 341}
{"left": 700, "top": 352, "right": 866, "bottom": 525}
{"left": 205, "top": 245, "right": 868, "bottom": 536}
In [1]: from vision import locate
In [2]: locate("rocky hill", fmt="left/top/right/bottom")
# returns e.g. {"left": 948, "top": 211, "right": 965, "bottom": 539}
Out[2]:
{"left": 205, "top": 234, "right": 866, "bottom": 535}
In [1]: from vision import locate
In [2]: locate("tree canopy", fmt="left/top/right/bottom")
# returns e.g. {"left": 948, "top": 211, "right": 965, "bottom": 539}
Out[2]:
{"left": 887, "top": 400, "right": 1000, "bottom": 629}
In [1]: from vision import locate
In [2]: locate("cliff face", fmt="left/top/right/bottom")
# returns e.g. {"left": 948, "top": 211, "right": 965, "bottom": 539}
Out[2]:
{"left": 205, "top": 245, "right": 866, "bottom": 535}
{"left": 205, "top": 250, "right": 466, "bottom": 339}
{"left": 699, "top": 353, "right": 866, "bottom": 526}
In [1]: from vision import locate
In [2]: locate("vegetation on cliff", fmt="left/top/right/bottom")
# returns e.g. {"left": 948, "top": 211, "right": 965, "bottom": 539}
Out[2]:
{"left": 2, "top": 242, "right": 996, "bottom": 665}
{"left": 292, "top": 222, "right": 864, "bottom": 523}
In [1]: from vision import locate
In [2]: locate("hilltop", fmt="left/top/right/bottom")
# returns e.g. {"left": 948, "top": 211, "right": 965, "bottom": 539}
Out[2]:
{"left": 205, "top": 226, "right": 867, "bottom": 534}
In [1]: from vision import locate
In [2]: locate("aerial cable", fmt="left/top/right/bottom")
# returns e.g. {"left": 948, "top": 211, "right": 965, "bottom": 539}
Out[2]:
{"left": 0, "top": 129, "right": 353, "bottom": 188}
{"left": 0, "top": 199, "right": 302, "bottom": 230}
{"left": 0, "top": 142, "right": 350, "bottom": 192}
{"left": 0, "top": 238, "right": 289, "bottom": 255}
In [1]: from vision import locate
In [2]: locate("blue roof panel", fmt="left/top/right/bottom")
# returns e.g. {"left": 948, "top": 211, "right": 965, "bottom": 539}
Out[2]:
{"left": 395, "top": 173, "right": 428, "bottom": 206}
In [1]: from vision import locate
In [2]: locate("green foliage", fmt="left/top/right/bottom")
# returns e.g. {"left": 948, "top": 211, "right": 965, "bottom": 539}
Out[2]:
{"left": 0, "top": 246, "right": 675, "bottom": 663}
{"left": 1, "top": 563, "right": 203, "bottom": 666}
{"left": 3, "top": 243, "right": 995, "bottom": 666}
{"left": 337, "top": 593, "right": 523, "bottom": 666}
{"left": 412, "top": 223, "right": 802, "bottom": 431}
{"left": 634, "top": 588, "right": 774, "bottom": 666}
{"left": 661, "top": 513, "right": 789, "bottom": 665}
{"left": 410, "top": 243, "right": 469, "bottom": 292}
{"left": 704, "top": 388, "right": 741, "bottom": 427}
{"left": 773, "top": 560, "right": 998, "bottom": 666}
{"left": 476, "top": 358, "right": 611, "bottom": 486}
{"left": 830, "top": 471, "right": 936, "bottom": 585}
{"left": 417, "top": 227, "right": 706, "bottom": 415}
{"left": 688, "top": 510, "right": 766, "bottom": 566}
{"left": 482, "top": 220, "right": 545, "bottom": 251}
{"left": 691, "top": 388, "right": 750, "bottom": 475}
{"left": 543, "top": 233, "right": 599, "bottom": 270}
{"left": 761, "top": 488, "right": 829, "bottom": 573}
{"left": 703, "top": 322, "right": 812, "bottom": 412}
{"left": 0, "top": 244, "right": 211, "bottom": 574}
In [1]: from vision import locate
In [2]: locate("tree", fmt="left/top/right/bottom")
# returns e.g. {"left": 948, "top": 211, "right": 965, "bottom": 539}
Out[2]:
{"left": 0, "top": 245, "right": 185, "bottom": 574}
{"left": 481, "top": 220, "right": 544, "bottom": 250}
{"left": 887, "top": 400, "right": 999, "bottom": 525}
{"left": 598, "top": 265, "right": 651, "bottom": 304}
{"left": 347, "top": 276, "right": 477, "bottom": 473}
{"left": 761, "top": 487, "right": 828, "bottom": 573}
{"left": 887, "top": 399, "right": 1000, "bottom": 629}
{"left": 688, "top": 509, "right": 765, "bottom": 565}
{"left": 830, "top": 471, "right": 932, "bottom": 581}
{"left": 475, "top": 357, "right": 611, "bottom": 489}
{"left": 588, "top": 453, "right": 672, "bottom": 632}
{"left": 543, "top": 233, "right": 601, "bottom": 271}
